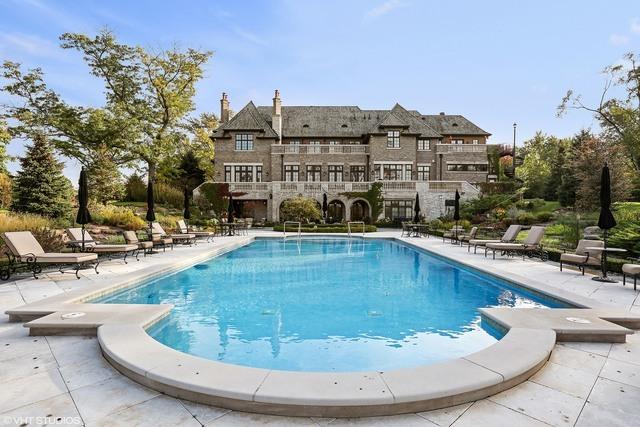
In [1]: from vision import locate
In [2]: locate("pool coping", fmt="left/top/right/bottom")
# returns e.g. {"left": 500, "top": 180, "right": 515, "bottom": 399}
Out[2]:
{"left": 5, "top": 234, "right": 640, "bottom": 417}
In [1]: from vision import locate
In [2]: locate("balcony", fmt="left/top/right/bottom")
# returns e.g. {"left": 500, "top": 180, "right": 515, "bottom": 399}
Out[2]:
{"left": 271, "top": 144, "right": 369, "bottom": 155}
{"left": 435, "top": 144, "right": 487, "bottom": 154}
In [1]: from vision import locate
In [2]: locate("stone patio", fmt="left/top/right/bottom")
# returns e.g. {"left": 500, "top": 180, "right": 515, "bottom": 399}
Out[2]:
{"left": 1, "top": 230, "right": 639, "bottom": 426}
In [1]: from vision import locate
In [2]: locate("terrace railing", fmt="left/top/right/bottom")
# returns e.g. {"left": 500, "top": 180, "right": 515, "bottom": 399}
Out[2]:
{"left": 271, "top": 144, "right": 369, "bottom": 155}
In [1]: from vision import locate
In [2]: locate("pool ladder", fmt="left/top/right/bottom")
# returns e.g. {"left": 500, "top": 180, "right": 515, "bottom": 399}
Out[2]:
{"left": 347, "top": 221, "right": 365, "bottom": 238}
{"left": 283, "top": 221, "right": 301, "bottom": 239}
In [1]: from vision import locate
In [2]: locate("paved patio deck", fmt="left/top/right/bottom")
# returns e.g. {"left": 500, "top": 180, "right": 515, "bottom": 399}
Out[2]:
{"left": 1, "top": 230, "right": 639, "bottom": 426}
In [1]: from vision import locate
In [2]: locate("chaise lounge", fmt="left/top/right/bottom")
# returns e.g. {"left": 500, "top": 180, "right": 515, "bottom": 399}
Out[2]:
{"left": 177, "top": 220, "right": 214, "bottom": 242}
{"left": 66, "top": 228, "right": 140, "bottom": 263}
{"left": 455, "top": 226, "right": 478, "bottom": 246}
{"left": 122, "top": 231, "right": 154, "bottom": 256}
{"left": 468, "top": 225, "right": 522, "bottom": 254}
{"left": 152, "top": 222, "right": 196, "bottom": 246}
{"left": 622, "top": 263, "right": 640, "bottom": 290}
{"left": 485, "top": 226, "right": 547, "bottom": 260}
{"left": 559, "top": 239, "right": 604, "bottom": 274}
{"left": 1, "top": 231, "right": 99, "bottom": 280}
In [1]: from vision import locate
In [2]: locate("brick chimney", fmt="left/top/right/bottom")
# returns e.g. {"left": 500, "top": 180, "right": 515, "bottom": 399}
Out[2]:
{"left": 220, "top": 92, "right": 230, "bottom": 123}
{"left": 272, "top": 89, "right": 282, "bottom": 143}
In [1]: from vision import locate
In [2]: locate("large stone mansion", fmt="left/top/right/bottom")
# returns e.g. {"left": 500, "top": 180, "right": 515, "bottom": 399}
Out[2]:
{"left": 208, "top": 90, "right": 491, "bottom": 223}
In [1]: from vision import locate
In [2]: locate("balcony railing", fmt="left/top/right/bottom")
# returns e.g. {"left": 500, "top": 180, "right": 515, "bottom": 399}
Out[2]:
{"left": 435, "top": 144, "right": 487, "bottom": 153}
{"left": 227, "top": 180, "right": 479, "bottom": 196}
{"left": 271, "top": 144, "right": 369, "bottom": 154}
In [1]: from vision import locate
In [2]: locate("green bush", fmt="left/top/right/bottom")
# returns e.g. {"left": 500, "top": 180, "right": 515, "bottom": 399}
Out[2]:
{"left": 280, "top": 196, "right": 322, "bottom": 223}
{"left": 609, "top": 221, "right": 640, "bottom": 257}
{"left": 534, "top": 211, "right": 555, "bottom": 223}
{"left": 515, "top": 198, "right": 545, "bottom": 211}
{"left": 92, "top": 205, "right": 146, "bottom": 230}
{"left": 154, "top": 181, "right": 184, "bottom": 209}
{"left": 272, "top": 224, "right": 377, "bottom": 233}
{"left": 124, "top": 174, "right": 147, "bottom": 202}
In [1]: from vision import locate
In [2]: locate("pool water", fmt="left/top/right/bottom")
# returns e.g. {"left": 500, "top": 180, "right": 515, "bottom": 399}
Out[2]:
{"left": 97, "top": 238, "right": 567, "bottom": 372}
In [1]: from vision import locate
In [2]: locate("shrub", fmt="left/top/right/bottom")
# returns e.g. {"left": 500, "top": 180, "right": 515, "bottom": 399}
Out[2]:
{"left": 516, "top": 212, "right": 536, "bottom": 225}
{"left": 154, "top": 181, "right": 184, "bottom": 209}
{"left": 91, "top": 205, "right": 146, "bottom": 230}
{"left": 157, "top": 214, "right": 183, "bottom": 231}
{"left": 280, "top": 196, "right": 322, "bottom": 223}
{"left": 609, "top": 221, "right": 640, "bottom": 257}
{"left": 534, "top": 211, "right": 555, "bottom": 223}
{"left": 0, "top": 173, "right": 11, "bottom": 209}
{"left": 0, "top": 212, "right": 64, "bottom": 252}
{"left": 515, "top": 198, "right": 545, "bottom": 211}
{"left": 125, "top": 174, "right": 147, "bottom": 202}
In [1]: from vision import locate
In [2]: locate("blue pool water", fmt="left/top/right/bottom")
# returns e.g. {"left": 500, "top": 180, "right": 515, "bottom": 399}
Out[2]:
{"left": 97, "top": 238, "right": 567, "bottom": 372}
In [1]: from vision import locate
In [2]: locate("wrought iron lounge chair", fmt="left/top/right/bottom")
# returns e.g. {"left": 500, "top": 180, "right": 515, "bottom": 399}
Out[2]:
{"left": 622, "top": 263, "right": 640, "bottom": 291}
{"left": 559, "top": 239, "right": 604, "bottom": 274}
{"left": 456, "top": 227, "right": 478, "bottom": 246}
{"left": 65, "top": 228, "right": 140, "bottom": 263}
{"left": 485, "top": 226, "right": 548, "bottom": 261}
{"left": 152, "top": 222, "right": 196, "bottom": 245}
{"left": 122, "top": 231, "right": 154, "bottom": 256}
{"left": 468, "top": 225, "right": 522, "bottom": 254}
{"left": 177, "top": 220, "right": 214, "bottom": 242}
{"left": 1, "top": 231, "right": 98, "bottom": 280}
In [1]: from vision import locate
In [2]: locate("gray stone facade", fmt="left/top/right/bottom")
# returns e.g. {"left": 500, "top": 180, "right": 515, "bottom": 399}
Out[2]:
{"left": 204, "top": 91, "right": 490, "bottom": 222}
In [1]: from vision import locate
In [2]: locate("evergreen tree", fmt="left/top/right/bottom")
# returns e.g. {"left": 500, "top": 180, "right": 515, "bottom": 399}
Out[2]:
{"left": 543, "top": 145, "right": 565, "bottom": 201}
{"left": 557, "top": 130, "right": 590, "bottom": 207}
{"left": 86, "top": 145, "right": 125, "bottom": 204}
{"left": 11, "top": 134, "right": 73, "bottom": 218}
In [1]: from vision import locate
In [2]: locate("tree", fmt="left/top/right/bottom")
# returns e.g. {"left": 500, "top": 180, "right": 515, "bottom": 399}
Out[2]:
{"left": 558, "top": 52, "right": 640, "bottom": 182}
{"left": 279, "top": 196, "right": 322, "bottom": 223}
{"left": 12, "top": 134, "right": 73, "bottom": 218}
{"left": 59, "top": 30, "right": 212, "bottom": 188}
{"left": 517, "top": 132, "right": 568, "bottom": 199}
{"left": 124, "top": 173, "right": 146, "bottom": 202}
{"left": 175, "top": 150, "right": 205, "bottom": 195}
{"left": 86, "top": 145, "right": 125, "bottom": 204}
{"left": 557, "top": 130, "right": 591, "bottom": 207}
{"left": 0, "top": 117, "right": 10, "bottom": 173}
{"left": 183, "top": 112, "right": 218, "bottom": 180}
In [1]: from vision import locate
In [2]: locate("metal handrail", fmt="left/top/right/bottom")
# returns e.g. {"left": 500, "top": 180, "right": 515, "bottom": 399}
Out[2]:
{"left": 283, "top": 221, "right": 301, "bottom": 239}
{"left": 347, "top": 221, "right": 365, "bottom": 238}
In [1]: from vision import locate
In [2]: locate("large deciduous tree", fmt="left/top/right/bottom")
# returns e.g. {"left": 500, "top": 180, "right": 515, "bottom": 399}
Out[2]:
{"left": 517, "top": 132, "right": 570, "bottom": 200}
{"left": 86, "top": 145, "right": 125, "bottom": 204}
{"left": 59, "top": 30, "right": 212, "bottom": 187}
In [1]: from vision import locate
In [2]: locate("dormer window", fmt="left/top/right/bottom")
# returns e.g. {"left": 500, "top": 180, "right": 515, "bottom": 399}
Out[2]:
{"left": 387, "top": 130, "right": 400, "bottom": 149}
{"left": 235, "top": 134, "right": 254, "bottom": 151}
{"left": 302, "top": 124, "right": 309, "bottom": 128}
{"left": 341, "top": 124, "right": 348, "bottom": 128}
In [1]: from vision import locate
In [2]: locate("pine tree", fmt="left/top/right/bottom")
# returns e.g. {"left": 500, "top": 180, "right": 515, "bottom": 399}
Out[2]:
{"left": 86, "top": 146, "right": 125, "bottom": 204}
{"left": 11, "top": 134, "right": 73, "bottom": 218}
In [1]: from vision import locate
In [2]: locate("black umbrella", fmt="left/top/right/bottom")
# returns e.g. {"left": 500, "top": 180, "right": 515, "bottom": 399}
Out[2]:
{"left": 183, "top": 188, "right": 191, "bottom": 229}
{"left": 453, "top": 190, "right": 461, "bottom": 240}
{"left": 146, "top": 180, "right": 156, "bottom": 232}
{"left": 322, "top": 193, "right": 328, "bottom": 220}
{"left": 597, "top": 163, "right": 617, "bottom": 279}
{"left": 227, "top": 193, "right": 235, "bottom": 223}
{"left": 413, "top": 193, "right": 421, "bottom": 223}
{"left": 76, "top": 167, "right": 91, "bottom": 251}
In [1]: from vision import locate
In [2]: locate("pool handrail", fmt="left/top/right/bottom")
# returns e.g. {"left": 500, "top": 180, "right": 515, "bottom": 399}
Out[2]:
{"left": 283, "top": 221, "right": 301, "bottom": 239}
{"left": 348, "top": 221, "right": 365, "bottom": 238}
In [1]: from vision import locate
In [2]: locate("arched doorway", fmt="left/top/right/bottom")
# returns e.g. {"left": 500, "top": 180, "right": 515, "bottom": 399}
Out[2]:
{"left": 327, "top": 200, "right": 345, "bottom": 223}
{"left": 350, "top": 200, "right": 370, "bottom": 222}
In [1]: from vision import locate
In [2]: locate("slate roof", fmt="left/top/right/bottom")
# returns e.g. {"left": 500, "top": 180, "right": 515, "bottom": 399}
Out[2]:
{"left": 212, "top": 102, "right": 489, "bottom": 139}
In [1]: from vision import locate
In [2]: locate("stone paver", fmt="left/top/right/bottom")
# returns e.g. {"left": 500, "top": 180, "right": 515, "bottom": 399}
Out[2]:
{"left": 0, "top": 230, "right": 639, "bottom": 426}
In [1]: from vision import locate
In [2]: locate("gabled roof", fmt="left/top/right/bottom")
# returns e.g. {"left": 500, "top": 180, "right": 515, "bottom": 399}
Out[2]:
{"left": 417, "top": 114, "right": 491, "bottom": 136}
{"left": 212, "top": 101, "right": 278, "bottom": 138}
{"left": 372, "top": 104, "right": 441, "bottom": 138}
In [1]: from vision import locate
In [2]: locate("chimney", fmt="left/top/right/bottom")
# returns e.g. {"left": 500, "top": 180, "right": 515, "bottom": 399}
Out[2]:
{"left": 439, "top": 112, "right": 445, "bottom": 115}
{"left": 220, "top": 92, "right": 230, "bottom": 123}
{"left": 272, "top": 89, "right": 282, "bottom": 143}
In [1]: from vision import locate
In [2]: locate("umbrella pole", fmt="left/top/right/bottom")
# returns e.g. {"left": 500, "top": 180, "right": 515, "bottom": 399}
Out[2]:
{"left": 81, "top": 225, "right": 85, "bottom": 251}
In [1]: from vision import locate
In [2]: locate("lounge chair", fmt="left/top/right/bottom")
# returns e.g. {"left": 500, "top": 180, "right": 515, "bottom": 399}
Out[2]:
{"left": 66, "top": 228, "right": 140, "bottom": 263}
{"left": 152, "top": 222, "right": 196, "bottom": 245}
{"left": 485, "top": 226, "right": 548, "bottom": 260}
{"left": 122, "top": 231, "right": 154, "bottom": 256}
{"left": 442, "top": 226, "right": 465, "bottom": 243}
{"left": 622, "top": 263, "right": 640, "bottom": 291}
{"left": 559, "top": 239, "right": 604, "bottom": 274}
{"left": 1, "top": 231, "right": 98, "bottom": 280}
{"left": 177, "top": 220, "right": 214, "bottom": 242}
{"left": 457, "top": 227, "right": 478, "bottom": 246}
{"left": 468, "top": 225, "right": 522, "bottom": 254}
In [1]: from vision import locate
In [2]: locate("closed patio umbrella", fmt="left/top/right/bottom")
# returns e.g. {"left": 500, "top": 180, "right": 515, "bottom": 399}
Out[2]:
{"left": 453, "top": 190, "right": 461, "bottom": 240}
{"left": 413, "top": 193, "right": 421, "bottom": 223}
{"left": 322, "top": 193, "right": 328, "bottom": 220}
{"left": 76, "top": 167, "right": 91, "bottom": 251}
{"left": 597, "top": 163, "right": 617, "bottom": 281}
{"left": 183, "top": 188, "right": 191, "bottom": 229}
{"left": 227, "top": 193, "right": 235, "bottom": 223}
{"left": 146, "top": 180, "right": 156, "bottom": 232}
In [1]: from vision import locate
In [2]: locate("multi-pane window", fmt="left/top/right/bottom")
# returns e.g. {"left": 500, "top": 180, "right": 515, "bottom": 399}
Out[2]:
{"left": 447, "top": 164, "right": 489, "bottom": 172}
{"left": 328, "top": 140, "right": 339, "bottom": 145}
{"left": 451, "top": 139, "right": 464, "bottom": 145}
{"left": 290, "top": 140, "right": 300, "bottom": 145}
{"left": 284, "top": 165, "right": 299, "bottom": 182}
{"left": 224, "top": 166, "right": 232, "bottom": 182}
{"left": 418, "top": 139, "right": 430, "bottom": 151}
{"left": 373, "top": 164, "right": 412, "bottom": 180}
{"left": 306, "top": 165, "right": 322, "bottom": 181}
{"left": 350, "top": 165, "right": 366, "bottom": 182}
{"left": 309, "top": 140, "right": 321, "bottom": 154}
{"left": 472, "top": 139, "right": 479, "bottom": 145}
{"left": 384, "top": 200, "right": 413, "bottom": 220}
{"left": 417, "top": 165, "right": 430, "bottom": 181}
{"left": 234, "top": 165, "right": 253, "bottom": 182}
{"left": 387, "top": 130, "right": 400, "bottom": 148}
{"left": 255, "top": 166, "right": 262, "bottom": 182}
{"left": 224, "top": 165, "right": 262, "bottom": 182}
{"left": 235, "top": 134, "right": 254, "bottom": 150}
{"left": 328, "top": 165, "right": 343, "bottom": 182}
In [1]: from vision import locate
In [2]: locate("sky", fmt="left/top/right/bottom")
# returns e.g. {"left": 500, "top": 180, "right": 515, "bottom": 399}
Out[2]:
{"left": 1, "top": 0, "right": 639, "bottom": 181}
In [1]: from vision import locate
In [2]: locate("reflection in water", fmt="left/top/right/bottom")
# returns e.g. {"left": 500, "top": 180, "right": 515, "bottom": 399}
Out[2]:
{"left": 100, "top": 238, "right": 566, "bottom": 372}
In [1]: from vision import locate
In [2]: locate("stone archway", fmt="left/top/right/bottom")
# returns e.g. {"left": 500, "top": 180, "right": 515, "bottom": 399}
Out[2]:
{"left": 327, "top": 200, "right": 345, "bottom": 223}
{"left": 349, "top": 199, "right": 370, "bottom": 222}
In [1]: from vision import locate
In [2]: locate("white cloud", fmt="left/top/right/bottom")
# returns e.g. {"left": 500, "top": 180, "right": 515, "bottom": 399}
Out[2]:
{"left": 609, "top": 34, "right": 630, "bottom": 46}
{"left": 232, "top": 27, "right": 267, "bottom": 46}
{"left": 0, "top": 32, "right": 63, "bottom": 58}
{"left": 631, "top": 17, "right": 640, "bottom": 34}
{"left": 365, "top": 0, "right": 407, "bottom": 19}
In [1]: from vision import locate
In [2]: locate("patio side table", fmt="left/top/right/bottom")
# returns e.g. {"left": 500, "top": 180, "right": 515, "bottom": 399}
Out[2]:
{"left": 585, "top": 246, "right": 627, "bottom": 283}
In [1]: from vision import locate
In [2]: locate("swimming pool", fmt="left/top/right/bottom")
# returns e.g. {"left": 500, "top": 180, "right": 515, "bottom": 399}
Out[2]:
{"left": 96, "top": 238, "right": 568, "bottom": 372}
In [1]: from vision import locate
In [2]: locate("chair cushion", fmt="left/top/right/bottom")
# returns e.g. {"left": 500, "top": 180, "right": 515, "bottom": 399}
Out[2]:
{"left": 3, "top": 231, "right": 45, "bottom": 257}
{"left": 486, "top": 243, "right": 525, "bottom": 250}
{"left": 169, "top": 233, "right": 196, "bottom": 239}
{"left": 560, "top": 253, "right": 594, "bottom": 264}
{"left": 27, "top": 253, "right": 98, "bottom": 263}
{"left": 622, "top": 264, "right": 640, "bottom": 275}
{"left": 469, "top": 239, "right": 501, "bottom": 246}
{"left": 138, "top": 241, "right": 153, "bottom": 249}
{"left": 90, "top": 244, "right": 138, "bottom": 253}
